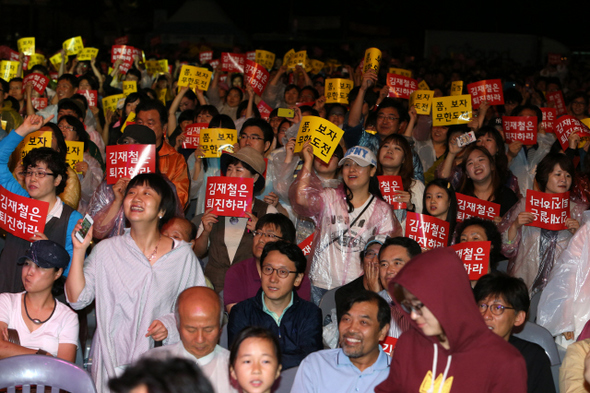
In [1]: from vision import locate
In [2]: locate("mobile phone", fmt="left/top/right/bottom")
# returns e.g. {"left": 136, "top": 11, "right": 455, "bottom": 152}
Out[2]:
{"left": 277, "top": 108, "right": 294, "bottom": 118}
{"left": 75, "top": 214, "right": 94, "bottom": 243}
{"left": 457, "top": 131, "right": 477, "bottom": 148}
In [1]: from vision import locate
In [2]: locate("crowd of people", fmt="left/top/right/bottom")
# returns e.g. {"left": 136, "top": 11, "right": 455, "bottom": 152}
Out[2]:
{"left": 3, "top": 39, "right": 590, "bottom": 393}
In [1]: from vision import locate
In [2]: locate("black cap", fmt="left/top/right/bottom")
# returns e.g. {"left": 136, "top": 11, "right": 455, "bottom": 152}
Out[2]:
{"left": 117, "top": 124, "right": 156, "bottom": 145}
{"left": 17, "top": 240, "right": 70, "bottom": 270}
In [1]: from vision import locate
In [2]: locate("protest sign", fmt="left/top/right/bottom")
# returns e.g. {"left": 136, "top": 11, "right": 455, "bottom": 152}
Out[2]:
{"left": 451, "top": 81, "right": 463, "bottom": 96}
{"left": 244, "top": 60, "right": 269, "bottom": 96}
{"left": 23, "top": 73, "right": 48, "bottom": 95}
{"left": 378, "top": 175, "right": 406, "bottom": 209}
{"left": 410, "top": 90, "right": 434, "bottom": 115}
{"left": 77, "top": 48, "right": 98, "bottom": 61}
{"left": 418, "top": 80, "right": 430, "bottom": 90}
{"left": 221, "top": 52, "right": 245, "bottom": 73}
{"left": 17, "top": 37, "right": 35, "bottom": 56}
{"left": 405, "top": 212, "right": 450, "bottom": 250}
{"left": 502, "top": 116, "right": 538, "bottom": 145}
{"left": 386, "top": 74, "right": 418, "bottom": 99}
{"left": 106, "top": 144, "right": 156, "bottom": 184}
{"left": 467, "top": 79, "right": 504, "bottom": 109}
{"left": 540, "top": 108, "right": 556, "bottom": 133}
{"left": 456, "top": 193, "right": 500, "bottom": 222}
{"left": 380, "top": 336, "right": 398, "bottom": 356}
{"left": 66, "top": 141, "right": 84, "bottom": 174}
{"left": 546, "top": 91, "right": 567, "bottom": 116}
{"left": 554, "top": 115, "right": 590, "bottom": 151}
{"left": 0, "top": 60, "right": 18, "bottom": 82}
{"left": 78, "top": 90, "right": 98, "bottom": 107}
{"left": 102, "top": 94, "right": 125, "bottom": 113}
{"left": 205, "top": 176, "right": 253, "bottom": 218}
{"left": 451, "top": 241, "right": 491, "bottom": 280}
{"left": 298, "top": 234, "right": 314, "bottom": 256}
{"left": 199, "top": 51, "right": 213, "bottom": 64}
{"left": 325, "top": 78, "right": 353, "bottom": 104}
{"left": 63, "top": 36, "right": 83, "bottom": 55}
{"left": 0, "top": 185, "right": 48, "bottom": 241}
{"left": 293, "top": 116, "right": 345, "bottom": 163}
{"left": 389, "top": 67, "right": 412, "bottom": 78}
{"left": 525, "top": 190, "right": 570, "bottom": 231}
{"left": 199, "top": 128, "right": 237, "bottom": 158}
{"left": 18, "top": 131, "right": 52, "bottom": 161}
{"left": 255, "top": 50, "right": 275, "bottom": 70}
{"left": 363, "top": 48, "right": 381, "bottom": 73}
{"left": 182, "top": 123, "right": 208, "bottom": 149}
{"left": 123, "top": 81, "right": 137, "bottom": 96}
{"left": 257, "top": 101, "right": 272, "bottom": 120}
{"left": 432, "top": 95, "right": 472, "bottom": 127}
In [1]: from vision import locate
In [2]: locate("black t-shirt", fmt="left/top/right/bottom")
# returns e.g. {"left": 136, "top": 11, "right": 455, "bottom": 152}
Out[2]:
{"left": 509, "top": 335, "right": 556, "bottom": 393}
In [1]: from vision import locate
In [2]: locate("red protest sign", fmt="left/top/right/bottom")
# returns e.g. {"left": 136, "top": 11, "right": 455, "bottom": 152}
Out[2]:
{"left": 199, "top": 51, "right": 213, "bottom": 64}
{"left": 541, "top": 108, "right": 556, "bottom": 133}
{"left": 467, "top": 79, "right": 504, "bottom": 109}
{"left": 31, "top": 97, "right": 47, "bottom": 111}
{"left": 502, "top": 116, "right": 537, "bottom": 145}
{"left": 221, "top": 52, "right": 245, "bottom": 73}
{"left": 182, "top": 123, "right": 208, "bottom": 149}
{"left": 77, "top": 89, "right": 97, "bottom": 107}
{"left": 386, "top": 74, "right": 418, "bottom": 99}
{"left": 257, "top": 101, "right": 272, "bottom": 120}
{"left": 525, "top": 190, "right": 570, "bottom": 231}
{"left": 451, "top": 241, "right": 491, "bottom": 280}
{"left": 377, "top": 175, "right": 406, "bottom": 209}
{"left": 115, "top": 35, "right": 129, "bottom": 45}
{"left": 554, "top": 115, "right": 590, "bottom": 151}
{"left": 111, "top": 45, "right": 135, "bottom": 74}
{"left": 380, "top": 336, "right": 398, "bottom": 356}
{"left": 205, "top": 176, "right": 253, "bottom": 218}
{"left": 298, "top": 233, "right": 314, "bottom": 256}
{"left": 405, "top": 212, "right": 450, "bottom": 250}
{"left": 23, "top": 73, "right": 48, "bottom": 95}
{"left": 0, "top": 185, "right": 48, "bottom": 241}
{"left": 106, "top": 144, "right": 156, "bottom": 184}
{"left": 244, "top": 60, "right": 269, "bottom": 96}
{"left": 246, "top": 51, "right": 256, "bottom": 61}
{"left": 456, "top": 193, "right": 500, "bottom": 222}
{"left": 209, "top": 59, "right": 220, "bottom": 70}
{"left": 8, "top": 49, "right": 19, "bottom": 61}
{"left": 546, "top": 91, "right": 567, "bottom": 116}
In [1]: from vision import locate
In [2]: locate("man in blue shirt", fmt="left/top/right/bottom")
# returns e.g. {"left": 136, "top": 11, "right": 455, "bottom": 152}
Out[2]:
{"left": 291, "top": 291, "right": 391, "bottom": 392}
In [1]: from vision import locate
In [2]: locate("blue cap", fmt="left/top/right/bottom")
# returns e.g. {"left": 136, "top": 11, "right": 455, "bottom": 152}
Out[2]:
{"left": 17, "top": 240, "right": 70, "bottom": 270}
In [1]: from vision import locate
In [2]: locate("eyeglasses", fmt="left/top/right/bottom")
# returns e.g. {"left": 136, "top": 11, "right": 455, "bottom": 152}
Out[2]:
{"left": 400, "top": 300, "right": 425, "bottom": 316}
{"left": 252, "top": 231, "right": 283, "bottom": 241}
{"left": 478, "top": 303, "right": 515, "bottom": 316}
{"left": 58, "top": 124, "right": 75, "bottom": 132}
{"left": 20, "top": 170, "right": 56, "bottom": 178}
{"left": 261, "top": 265, "right": 297, "bottom": 279}
{"left": 377, "top": 114, "right": 400, "bottom": 122}
{"left": 239, "top": 134, "right": 263, "bottom": 141}
{"left": 365, "top": 250, "right": 378, "bottom": 259}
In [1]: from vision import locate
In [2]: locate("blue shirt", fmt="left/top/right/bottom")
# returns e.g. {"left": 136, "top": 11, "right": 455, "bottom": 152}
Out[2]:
{"left": 291, "top": 347, "right": 391, "bottom": 393}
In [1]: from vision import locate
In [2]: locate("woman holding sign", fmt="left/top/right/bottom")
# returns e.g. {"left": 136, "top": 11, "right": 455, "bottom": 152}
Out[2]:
{"left": 499, "top": 153, "right": 585, "bottom": 296}
{"left": 0, "top": 115, "right": 83, "bottom": 294}
{"left": 290, "top": 142, "right": 401, "bottom": 304}
{"left": 422, "top": 179, "right": 458, "bottom": 246}
{"left": 66, "top": 173, "right": 206, "bottom": 393}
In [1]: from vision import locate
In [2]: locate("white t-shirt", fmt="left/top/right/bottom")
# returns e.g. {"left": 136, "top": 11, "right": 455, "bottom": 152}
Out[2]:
{"left": 0, "top": 292, "right": 79, "bottom": 357}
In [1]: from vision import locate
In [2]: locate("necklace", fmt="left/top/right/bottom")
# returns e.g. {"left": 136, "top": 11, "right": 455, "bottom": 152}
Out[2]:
{"left": 24, "top": 292, "right": 56, "bottom": 325}
{"left": 148, "top": 234, "right": 162, "bottom": 261}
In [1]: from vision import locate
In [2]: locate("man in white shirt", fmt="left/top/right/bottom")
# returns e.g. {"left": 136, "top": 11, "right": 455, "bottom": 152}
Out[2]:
{"left": 142, "top": 286, "right": 237, "bottom": 393}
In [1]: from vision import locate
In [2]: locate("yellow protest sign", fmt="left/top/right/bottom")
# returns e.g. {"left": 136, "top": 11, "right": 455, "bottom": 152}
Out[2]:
{"left": 145, "top": 60, "right": 158, "bottom": 74}
{"left": 418, "top": 80, "right": 430, "bottom": 90}
{"left": 102, "top": 94, "right": 125, "bottom": 113}
{"left": 18, "top": 131, "right": 53, "bottom": 161}
{"left": 363, "top": 48, "right": 381, "bottom": 74}
{"left": 62, "top": 36, "right": 84, "bottom": 56}
{"left": 410, "top": 90, "right": 434, "bottom": 115}
{"left": 193, "top": 68, "right": 212, "bottom": 91}
{"left": 65, "top": 141, "right": 84, "bottom": 173}
{"left": 325, "top": 78, "right": 354, "bottom": 104}
{"left": 255, "top": 50, "right": 275, "bottom": 70}
{"left": 1, "top": 120, "right": 6, "bottom": 131}
{"left": 157, "top": 59, "right": 168, "bottom": 74}
{"left": 293, "top": 51, "right": 307, "bottom": 67}
{"left": 77, "top": 48, "right": 98, "bottom": 61}
{"left": 451, "top": 81, "right": 463, "bottom": 96}
{"left": 389, "top": 67, "right": 412, "bottom": 78}
{"left": 178, "top": 65, "right": 198, "bottom": 87}
{"left": 310, "top": 59, "right": 324, "bottom": 75}
{"left": 158, "top": 88, "right": 167, "bottom": 105}
{"left": 199, "top": 128, "right": 237, "bottom": 158}
{"left": 0, "top": 61, "right": 19, "bottom": 82}
{"left": 121, "top": 112, "right": 136, "bottom": 133}
{"left": 17, "top": 37, "right": 35, "bottom": 56}
{"left": 283, "top": 49, "right": 295, "bottom": 69}
{"left": 293, "top": 116, "right": 344, "bottom": 163}
{"left": 123, "top": 81, "right": 137, "bottom": 96}
{"left": 28, "top": 54, "right": 45, "bottom": 69}
{"left": 178, "top": 65, "right": 211, "bottom": 91}
{"left": 49, "top": 53, "right": 63, "bottom": 70}
{"left": 432, "top": 95, "right": 472, "bottom": 127}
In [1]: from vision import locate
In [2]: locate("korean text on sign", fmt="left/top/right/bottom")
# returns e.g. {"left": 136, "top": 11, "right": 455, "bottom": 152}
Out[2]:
{"left": 546, "top": 91, "right": 567, "bottom": 116}
{"left": 456, "top": 193, "right": 500, "bottom": 222}
{"left": 293, "top": 116, "right": 345, "bottom": 164}
{"left": 502, "top": 116, "right": 537, "bottom": 145}
{"left": 102, "top": 94, "right": 125, "bottom": 113}
{"left": 298, "top": 234, "right": 314, "bottom": 257}
{"left": 386, "top": 74, "right": 418, "bottom": 100}
{"left": 257, "top": 101, "right": 272, "bottom": 120}
{"left": 63, "top": 36, "right": 83, "bottom": 56}
{"left": 554, "top": 115, "right": 590, "bottom": 151}
{"left": 450, "top": 241, "right": 491, "bottom": 280}
{"left": 363, "top": 48, "right": 381, "bottom": 73}
{"left": 19, "top": 131, "right": 52, "bottom": 161}
{"left": 389, "top": 67, "right": 412, "bottom": 78}
{"left": 123, "top": 81, "right": 137, "bottom": 96}
{"left": 17, "top": 37, "right": 35, "bottom": 56}
{"left": 0, "top": 61, "right": 18, "bottom": 82}
{"left": 244, "top": 60, "right": 270, "bottom": 96}
{"left": 199, "top": 51, "right": 213, "bottom": 64}
{"left": 378, "top": 175, "right": 406, "bottom": 209}
{"left": 254, "top": 50, "right": 275, "bottom": 71}
{"left": 221, "top": 53, "right": 245, "bottom": 73}
{"left": 78, "top": 90, "right": 98, "bottom": 107}
{"left": 380, "top": 336, "right": 398, "bottom": 357}
{"left": 65, "top": 141, "right": 84, "bottom": 174}
{"left": 77, "top": 48, "right": 98, "bottom": 61}
{"left": 325, "top": 78, "right": 353, "bottom": 104}
{"left": 0, "top": 185, "right": 48, "bottom": 241}
{"left": 410, "top": 90, "right": 434, "bottom": 115}
{"left": 205, "top": 176, "right": 253, "bottom": 218}
{"left": 177, "top": 65, "right": 212, "bottom": 91}
{"left": 106, "top": 144, "right": 156, "bottom": 185}
{"left": 23, "top": 73, "right": 48, "bottom": 95}
{"left": 182, "top": 123, "right": 208, "bottom": 149}
{"left": 451, "top": 81, "right": 463, "bottom": 96}
{"left": 525, "top": 190, "right": 570, "bottom": 231}
{"left": 199, "top": 128, "right": 237, "bottom": 158}
{"left": 467, "top": 79, "right": 504, "bottom": 109}
{"left": 405, "top": 212, "right": 450, "bottom": 250}
{"left": 541, "top": 108, "right": 556, "bottom": 133}
{"left": 431, "top": 95, "right": 472, "bottom": 127}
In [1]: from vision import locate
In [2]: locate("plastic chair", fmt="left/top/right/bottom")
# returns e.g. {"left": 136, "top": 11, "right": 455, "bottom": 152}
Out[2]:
{"left": 272, "top": 366, "right": 299, "bottom": 393}
{"left": 0, "top": 354, "right": 97, "bottom": 393}
{"left": 318, "top": 287, "right": 339, "bottom": 326}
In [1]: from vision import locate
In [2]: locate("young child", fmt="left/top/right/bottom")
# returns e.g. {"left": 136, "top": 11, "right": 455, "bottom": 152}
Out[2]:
{"left": 229, "top": 327, "right": 282, "bottom": 393}
{"left": 422, "top": 178, "right": 458, "bottom": 245}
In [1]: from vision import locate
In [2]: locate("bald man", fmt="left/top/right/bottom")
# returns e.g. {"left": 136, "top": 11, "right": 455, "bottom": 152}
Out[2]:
{"left": 141, "top": 287, "right": 237, "bottom": 393}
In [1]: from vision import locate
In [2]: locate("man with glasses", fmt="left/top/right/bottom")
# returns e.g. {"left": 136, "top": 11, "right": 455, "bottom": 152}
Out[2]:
{"left": 227, "top": 240, "right": 322, "bottom": 369}
{"left": 474, "top": 272, "right": 555, "bottom": 393}
{"left": 224, "top": 213, "right": 311, "bottom": 313}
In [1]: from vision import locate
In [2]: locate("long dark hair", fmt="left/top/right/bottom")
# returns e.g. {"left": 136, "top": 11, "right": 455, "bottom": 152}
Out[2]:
{"left": 342, "top": 168, "right": 383, "bottom": 213}
{"left": 459, "top": 145, "right": 502, "bottom": 203}
{"left": 422, "top": 179, "right": 457, "bottom": 245}
{"left": 475, "top": 126, "right": 510, "bottom": 186}
{"left": 376, "top": 134, "right": 414, "bottom": 193}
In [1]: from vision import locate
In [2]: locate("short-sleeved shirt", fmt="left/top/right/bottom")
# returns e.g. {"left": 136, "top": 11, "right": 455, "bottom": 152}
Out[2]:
{"left": 0, "top": 292, "right": 79, "bottom": 357}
